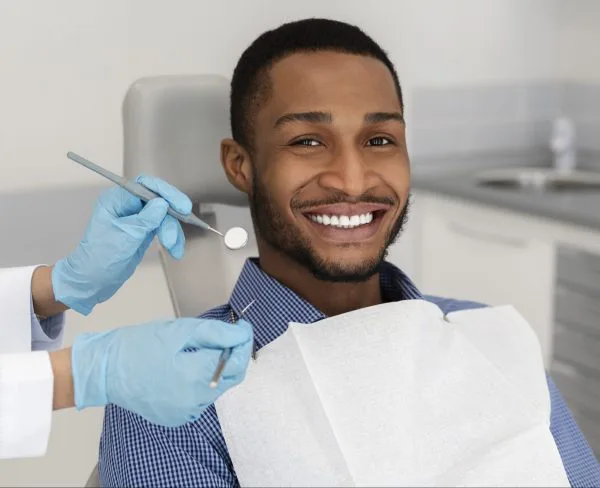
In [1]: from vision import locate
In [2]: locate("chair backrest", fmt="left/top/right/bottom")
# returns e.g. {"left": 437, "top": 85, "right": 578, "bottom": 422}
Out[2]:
{"left": 123, "top": 74, "right": 255, "bottom": 317}
{"left": 85, "top": 465, "right": 99, "bottom": 487}
{"left": 84, "top": 74, "right": 257, "bottom": 487}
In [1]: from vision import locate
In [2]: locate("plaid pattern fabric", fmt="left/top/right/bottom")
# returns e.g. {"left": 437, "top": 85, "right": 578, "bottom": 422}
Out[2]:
{"left": 99, "top": 258, "right": 600, "bottom": 487}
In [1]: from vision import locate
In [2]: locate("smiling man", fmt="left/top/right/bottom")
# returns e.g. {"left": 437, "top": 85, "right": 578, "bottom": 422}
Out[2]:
{"left": 98, "top": 18, "right": 600, "bottom": 487}
{"left": 219, "top": 37, "right": 411, "bottom": 318}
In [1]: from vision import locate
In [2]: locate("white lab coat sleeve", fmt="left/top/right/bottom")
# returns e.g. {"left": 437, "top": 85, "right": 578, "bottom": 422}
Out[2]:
{"left": 0, "top": 266, "right": 66, "bottom": 459}
{"left": 0, "top": 351, "right": 53, "bottom": 459}
{"left": 31, "top": 308, "right": 65, "bottom": 352}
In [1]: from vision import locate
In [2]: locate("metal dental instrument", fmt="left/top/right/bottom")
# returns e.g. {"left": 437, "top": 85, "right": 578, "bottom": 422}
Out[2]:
{"left": 66, "top": 152, "right": 249, "bottom": 250}
{"left": 209, "top": 299, "right": 256, "bottom": 389}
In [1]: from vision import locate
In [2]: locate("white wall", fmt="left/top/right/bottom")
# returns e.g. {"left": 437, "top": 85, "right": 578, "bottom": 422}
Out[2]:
{"left": 0, "top": 0, "right": 561, "bottom": 194}
{"left": 558, "top": 0, "right": 600, "bottom": 82}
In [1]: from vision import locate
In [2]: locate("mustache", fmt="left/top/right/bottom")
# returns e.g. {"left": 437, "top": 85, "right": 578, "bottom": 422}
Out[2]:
{"left": 291, "top": 192, "right": 398, "bottom": 211}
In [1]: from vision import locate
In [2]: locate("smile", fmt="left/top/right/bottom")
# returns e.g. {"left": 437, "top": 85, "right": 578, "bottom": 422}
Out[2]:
{"left": 301, "top": 203, "right": 391, "bottom": 243}
{"left": 308, "top": 212, "right": 373, "bottom": 228}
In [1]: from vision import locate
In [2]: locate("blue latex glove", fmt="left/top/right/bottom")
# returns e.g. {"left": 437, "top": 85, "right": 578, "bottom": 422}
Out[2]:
{"left": 52, "top": 175, "right": 192, "bottom": 315}
{"left": 72, "top": 317, "right": 253, "bottom": 427}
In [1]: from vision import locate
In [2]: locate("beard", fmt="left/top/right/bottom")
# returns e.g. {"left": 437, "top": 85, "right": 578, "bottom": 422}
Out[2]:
{"left": 249, "top": 172, "right": 410, "bottom": 283}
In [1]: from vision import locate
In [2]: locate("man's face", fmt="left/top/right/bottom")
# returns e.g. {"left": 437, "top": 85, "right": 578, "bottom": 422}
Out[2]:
{"left": 246, "top": 52, "right": 410, "bottom": 282}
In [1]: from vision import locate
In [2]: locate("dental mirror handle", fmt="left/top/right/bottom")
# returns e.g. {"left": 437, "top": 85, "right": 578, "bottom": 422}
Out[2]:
{"left": 129, "top": 182, "right": 223, "bottom": 237}
{"left": 66, "top": 151, "right": 223, "bottom": 237}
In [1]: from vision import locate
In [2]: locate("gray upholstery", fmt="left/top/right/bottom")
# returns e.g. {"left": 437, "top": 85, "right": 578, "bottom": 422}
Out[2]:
{"left": 122, "top": 74, "right": 246, "bottom": 207}
{"left": 123, "top": 74, "right": 254, "bottom": 318}
{"left": 85, "top": 465, "right": 99, "bottom": 487}
{"left": 84, "top": 74, "right": 256, "bottom": 487}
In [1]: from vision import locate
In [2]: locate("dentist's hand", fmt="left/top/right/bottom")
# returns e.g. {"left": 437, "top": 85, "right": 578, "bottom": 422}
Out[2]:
{"left": 72, "top": 317, "right": 253, "bottom": 427}
{"left": 52, "top": 175, "right": 192, "bottom": 315}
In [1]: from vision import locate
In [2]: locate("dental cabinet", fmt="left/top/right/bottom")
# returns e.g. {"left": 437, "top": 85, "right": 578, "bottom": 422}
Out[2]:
{"left": 411, "top": 193, "right": 556, "bottom": 366}
{"left": 390, "top": 191, "right": 600, "bottom": 457}
{"left": 552, "top": 246, "right": 600, "bottom": 457}
{"left": 396, "top": 190, "right": 600, "bottom": 366}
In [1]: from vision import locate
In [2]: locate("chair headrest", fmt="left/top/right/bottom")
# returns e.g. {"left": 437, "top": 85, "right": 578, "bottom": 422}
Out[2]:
{"left": 122, "top": 75, "right": 248, "bottom": 207}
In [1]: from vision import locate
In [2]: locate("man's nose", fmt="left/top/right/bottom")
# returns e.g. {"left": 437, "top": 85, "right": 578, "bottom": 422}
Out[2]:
{"left": 318, "top": 146, "right": 378, "bottom": 197}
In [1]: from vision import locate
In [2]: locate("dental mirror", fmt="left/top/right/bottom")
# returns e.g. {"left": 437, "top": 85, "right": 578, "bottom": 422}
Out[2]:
{"left": 223, "top": 226, "right": 249, "bottom": 250}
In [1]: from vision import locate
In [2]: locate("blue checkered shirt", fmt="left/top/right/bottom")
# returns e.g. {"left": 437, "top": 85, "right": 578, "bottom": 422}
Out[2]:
{"left": 99, "top": 258, "right": 600, "bottom": 487}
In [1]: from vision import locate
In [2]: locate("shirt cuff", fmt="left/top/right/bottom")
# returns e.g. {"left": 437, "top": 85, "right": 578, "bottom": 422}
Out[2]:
{"left": 30, "top": 295, "right": 65, "bottom": 352}
{"left": 0, "top": 351, "right": 53, "bottom": 459}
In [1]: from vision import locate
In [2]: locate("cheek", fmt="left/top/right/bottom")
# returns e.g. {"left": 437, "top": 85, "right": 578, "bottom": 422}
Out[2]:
{"left": 258, "top": 168, "right": 297, "bottom": 216}
{"left": 378, "top": 159, "right": 410, "bottom": 199}
{"left": 261, "top": 156, "right": 319, "bottom": 210}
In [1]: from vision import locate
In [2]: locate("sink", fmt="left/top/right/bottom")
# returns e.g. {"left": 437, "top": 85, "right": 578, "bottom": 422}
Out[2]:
{"left": 475, "top": 167, "right": 600, "bottom": 191}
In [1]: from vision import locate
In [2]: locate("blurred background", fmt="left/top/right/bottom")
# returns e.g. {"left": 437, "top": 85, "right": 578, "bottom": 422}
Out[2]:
{"left": 1, "top": 0, "right": 599, "bottom": 485}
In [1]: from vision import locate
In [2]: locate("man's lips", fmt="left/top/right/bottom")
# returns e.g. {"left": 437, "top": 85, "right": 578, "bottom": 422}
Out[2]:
{"left": 300, "top": 202, "right": 392, "bottom": 216}
{"left": 297, "top": 202, "right": 393, "bottom": 243}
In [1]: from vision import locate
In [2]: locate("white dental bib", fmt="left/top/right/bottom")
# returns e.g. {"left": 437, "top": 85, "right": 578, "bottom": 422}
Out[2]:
{"left": 215, "top": 300, "right": 569, "bottom": 487}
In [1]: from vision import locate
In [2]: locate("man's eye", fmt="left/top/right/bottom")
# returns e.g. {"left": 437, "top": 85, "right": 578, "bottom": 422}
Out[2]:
{"left": 367, "top": 137, "right": 393, "bottom": 147}
{"left": 292, "top": 138, "right": 322, "bottom": 147}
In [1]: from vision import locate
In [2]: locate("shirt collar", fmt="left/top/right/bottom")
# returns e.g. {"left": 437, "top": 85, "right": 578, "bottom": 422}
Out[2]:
{"left": 229, "top": 258, "right": 423, "bottom": 349}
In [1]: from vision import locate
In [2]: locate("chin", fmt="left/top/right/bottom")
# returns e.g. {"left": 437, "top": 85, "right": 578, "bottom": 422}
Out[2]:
{"left": 317, "top": 244, "right": 382, "bottom": 262}
{"left": 309, "top": 262, "right": 384, "bottom": 283}
{"left": 301, "top": 247, "right": 387, "bottom": 283}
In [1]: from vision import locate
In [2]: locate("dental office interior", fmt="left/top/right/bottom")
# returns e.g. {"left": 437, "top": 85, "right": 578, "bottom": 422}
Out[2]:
{"left": 2, "top": 0, "right": 600, "bottom": 485}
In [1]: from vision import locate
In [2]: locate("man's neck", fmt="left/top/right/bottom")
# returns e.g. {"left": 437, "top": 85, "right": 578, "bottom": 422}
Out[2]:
{"left": 258, "top": 248, "right": 382, "bottom": 317}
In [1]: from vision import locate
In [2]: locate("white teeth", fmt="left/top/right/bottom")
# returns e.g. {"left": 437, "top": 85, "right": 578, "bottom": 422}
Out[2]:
{"left": 309, "top": 212, "right": 375, "bottom": 229}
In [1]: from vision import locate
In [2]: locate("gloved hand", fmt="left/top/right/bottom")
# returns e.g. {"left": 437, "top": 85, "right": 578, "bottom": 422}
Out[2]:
{"left": 52, "top": 175, "right": 192, "bottom": 315}
{"left": 72, "top": 317, "right": 253, "bottom": 427}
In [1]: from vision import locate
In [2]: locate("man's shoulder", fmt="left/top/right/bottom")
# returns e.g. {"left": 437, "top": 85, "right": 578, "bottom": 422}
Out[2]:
{"left": 423, "top": 295, "right": 488, "bottom": 314}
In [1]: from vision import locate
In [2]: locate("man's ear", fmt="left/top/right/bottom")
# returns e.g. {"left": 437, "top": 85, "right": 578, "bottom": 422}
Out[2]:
{"left": 220, "top": 139, "right": 252, "bottom": 194}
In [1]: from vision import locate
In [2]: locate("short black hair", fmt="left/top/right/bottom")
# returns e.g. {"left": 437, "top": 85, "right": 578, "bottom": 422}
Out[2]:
{"left": 230, "top": 18, "right": 403, "bottom": 151}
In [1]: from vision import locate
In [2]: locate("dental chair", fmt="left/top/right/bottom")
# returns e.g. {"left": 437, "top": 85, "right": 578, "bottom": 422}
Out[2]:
{"left": 85, "top": 74, "right": 254, "bottom": 487}
{"left": 123, "top": 74, "right": 254, "bottom": 317}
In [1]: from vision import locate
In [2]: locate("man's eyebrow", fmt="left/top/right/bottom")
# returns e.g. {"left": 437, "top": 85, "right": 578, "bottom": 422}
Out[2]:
{"left": 274, "top": 111, "right": 332, "bottom": 128}
{"left": 364, "top": 112, "right": 404, "bottom": 124}
{"left": 273, "top": 111, "right": 404, "bottom": 128}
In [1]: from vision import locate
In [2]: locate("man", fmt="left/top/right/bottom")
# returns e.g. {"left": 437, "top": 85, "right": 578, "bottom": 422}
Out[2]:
{"left": 98, "top": 18, "right": 600, "bottom": 487}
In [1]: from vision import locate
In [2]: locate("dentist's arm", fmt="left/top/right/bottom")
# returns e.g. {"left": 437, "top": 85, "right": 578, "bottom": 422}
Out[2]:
{"left": 0, "top": 175, "right": 252, "bottom": 460}
{"left": 31, "top": 173, "right": 191, "bottom": 320}
{"left": 48, "top": 176, "right": 253, "bottom": 424}
{"left": 31, "top": 265, "right": 67, "bottom": 319}
{"left": 48, "top": 174, "right": 253, "bottom": 423}
{"left": 1, "top": 314, "right": 251, "bottom": 460}
{"left": 51, "top": 174, "right": 191, "bottom": 316}
{"left": 49, "top": 347, "right": 73, "bottom": 410}
{"left": 49, "top": 318, "right": 252, "bottom": 423}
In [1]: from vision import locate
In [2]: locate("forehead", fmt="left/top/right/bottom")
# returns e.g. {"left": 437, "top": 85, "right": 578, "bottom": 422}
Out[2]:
{"left": 261, "top": 51, "right": 401, "bottom": 120}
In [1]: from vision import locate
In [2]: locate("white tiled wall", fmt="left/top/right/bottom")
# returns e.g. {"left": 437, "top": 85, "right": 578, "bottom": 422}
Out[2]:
{"left": 0, "top": 0, "right": 563, "bottom": 195}
{"left": 562, "top": 83, "right": 600, "bottom": 159}
{"left": 411, "top": 81, "right": 600, "bottom": 162}
{"left": 410, "top": 83, "right": 559, "bottom": 158}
